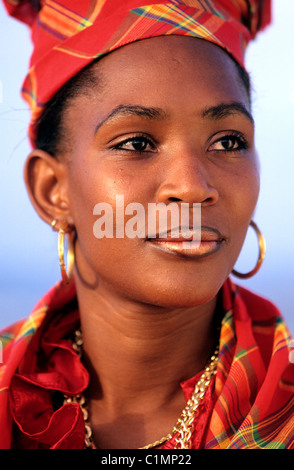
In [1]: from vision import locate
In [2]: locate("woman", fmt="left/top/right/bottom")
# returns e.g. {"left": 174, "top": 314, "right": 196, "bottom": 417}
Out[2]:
{"left": 0, "top": 0, "right": 293, "bottom": 449}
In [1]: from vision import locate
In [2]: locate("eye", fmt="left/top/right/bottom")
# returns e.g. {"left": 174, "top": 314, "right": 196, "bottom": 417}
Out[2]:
{"left": 208, "top": 133, "right": 248, "bottom": 153}
{"left": 112, "top": 135, "right": 156, "bottom": 153}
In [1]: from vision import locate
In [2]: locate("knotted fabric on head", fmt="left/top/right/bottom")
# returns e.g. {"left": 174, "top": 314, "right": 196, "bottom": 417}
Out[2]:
{"left": 3, "top": 0, "right": 271, "bottom": 146}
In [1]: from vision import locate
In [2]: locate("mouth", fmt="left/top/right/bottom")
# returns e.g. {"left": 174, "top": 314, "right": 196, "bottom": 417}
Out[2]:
{"left": 147, "top": 226, "right": 225, "bottom": 258}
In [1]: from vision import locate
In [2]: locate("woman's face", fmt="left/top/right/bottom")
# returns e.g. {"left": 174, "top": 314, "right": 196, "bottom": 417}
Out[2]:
{"left": 62, "top": 36, "right": 259, "bottom": 308}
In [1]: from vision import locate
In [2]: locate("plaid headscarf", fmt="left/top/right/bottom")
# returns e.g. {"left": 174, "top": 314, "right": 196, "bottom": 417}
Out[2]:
{"left": 3, "top": 0, "right": 271, "bottom": 146}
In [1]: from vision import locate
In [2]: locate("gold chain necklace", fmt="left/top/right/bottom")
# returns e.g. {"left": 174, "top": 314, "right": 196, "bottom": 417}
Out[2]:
{"left": 63, "top": 330, "right": 219, "bottom": 449}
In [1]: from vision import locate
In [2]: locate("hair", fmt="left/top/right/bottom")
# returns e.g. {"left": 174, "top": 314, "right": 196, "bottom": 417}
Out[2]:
{"left": 36, "top": 61, "right": 100, "bottom": 156}
{"left": 35, "top": 57, "right": 251, "bottom": 157}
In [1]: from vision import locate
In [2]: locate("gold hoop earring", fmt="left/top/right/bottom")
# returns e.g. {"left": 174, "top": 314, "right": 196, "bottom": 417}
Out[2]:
{"left": 57, "top": 223, "right": 75, "bottom": 285}
{"left": 232, "top": 220, "right": 266, "bottom": 279}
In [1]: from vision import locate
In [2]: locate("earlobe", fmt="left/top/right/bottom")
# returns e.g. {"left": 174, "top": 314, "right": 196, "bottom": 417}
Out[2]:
{"left": 24, "top": 149, "right": 72, "bottom": 226}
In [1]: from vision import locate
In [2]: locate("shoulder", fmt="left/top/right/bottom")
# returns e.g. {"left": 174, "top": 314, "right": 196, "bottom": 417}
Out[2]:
{"left": 233, "top": 282, "right": 292, "bottom": 363}
{"left": 224, "top": 278, "right": 282, "bottom": 324}
{"left": 0, "top": 281, "right": 77, "bottom": 371}
{"left": 236, "top": 284, "right": 282, "bottom": 321}
{"left": 0, "top": 319, "right": 27, "bottom": 365}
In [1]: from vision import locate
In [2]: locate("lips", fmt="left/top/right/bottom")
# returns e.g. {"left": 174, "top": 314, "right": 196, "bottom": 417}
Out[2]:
{"left": 147, "top": 226, "right": 225, "bottom": 257}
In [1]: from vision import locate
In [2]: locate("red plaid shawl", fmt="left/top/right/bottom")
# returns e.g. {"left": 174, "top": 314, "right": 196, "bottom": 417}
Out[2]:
{"left": 0, "top": 278, "right": 293, "bottom": 449}
{"left": 2, "top": 0, "right": 271, "bottom": 145}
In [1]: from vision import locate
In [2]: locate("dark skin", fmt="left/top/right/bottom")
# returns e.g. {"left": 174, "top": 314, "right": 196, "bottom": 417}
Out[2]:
{"left": 24, "top": 36, "right": 259, "bottom": 448}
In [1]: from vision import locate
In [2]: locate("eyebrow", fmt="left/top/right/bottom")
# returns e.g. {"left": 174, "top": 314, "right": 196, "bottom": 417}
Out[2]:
{"left": 95, "top": 101, "right": 254, "bottom": 133}
{"left": 202, "top": 102, "right": 254, "bottom": 124}
{"left": 95, "top": 104, "right": 167, "bottom": 132}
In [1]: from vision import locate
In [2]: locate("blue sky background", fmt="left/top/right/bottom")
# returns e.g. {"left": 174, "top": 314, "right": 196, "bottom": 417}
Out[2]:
{"left": 0, "top": 1, "right": 293, "bottom": 333}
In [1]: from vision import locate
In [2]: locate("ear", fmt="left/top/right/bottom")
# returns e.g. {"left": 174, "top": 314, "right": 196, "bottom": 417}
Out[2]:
{"left": 24, "top": 149, "right": 74, "bottom": 227}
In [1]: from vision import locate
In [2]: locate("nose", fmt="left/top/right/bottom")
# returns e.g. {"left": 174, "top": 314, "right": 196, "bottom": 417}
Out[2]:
{"left": 157, "top": 146, "right": 219, "bottom": 206}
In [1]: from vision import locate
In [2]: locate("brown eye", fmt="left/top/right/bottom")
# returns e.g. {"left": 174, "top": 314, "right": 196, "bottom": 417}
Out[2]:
{"left": 129, "top": 138, "right": 149, "bottom": 151}
{"left": 113, "top": 135, "right": 156, "bottom": 153}
{"left": 208, "top": 134, "right": 248, "bottom": 153}
{"left": 219, "top": 137, "right": 238, "bottom": 150}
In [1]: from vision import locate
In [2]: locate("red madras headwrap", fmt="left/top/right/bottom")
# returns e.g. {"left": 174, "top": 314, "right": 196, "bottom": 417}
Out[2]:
{"left": 3, "top": 0, "right": 271, "bottom": 146}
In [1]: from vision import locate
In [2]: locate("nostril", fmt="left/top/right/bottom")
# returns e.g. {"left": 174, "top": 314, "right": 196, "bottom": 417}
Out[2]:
{"left": 169, "top": 197, "right": 181, "bottom": 202}
{"left": 203, "top": 196, "right": 215, "bottom": 205}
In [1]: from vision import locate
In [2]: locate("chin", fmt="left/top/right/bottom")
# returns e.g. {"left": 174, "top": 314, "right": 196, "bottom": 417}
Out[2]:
{"left": 120, "top": 274, "right": 226, "bottom": 310}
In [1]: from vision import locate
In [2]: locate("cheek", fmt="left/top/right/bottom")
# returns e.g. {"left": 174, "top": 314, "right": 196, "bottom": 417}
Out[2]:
{"left": 67, "top": 151, "right": 159, "bottom": 234}
{"left": 234, "top": 160, "right": 260, "bottom": 217}
{"left": 218, "top": 152, "right": 260, "bottom": 206}
{"left": 66, "top": 159, "right": 147, "bottom": 282}
{"left": 222, "top": 159, "right": 260, "bottom": 255}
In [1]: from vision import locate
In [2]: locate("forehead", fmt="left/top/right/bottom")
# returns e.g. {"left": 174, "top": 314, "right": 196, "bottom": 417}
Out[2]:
{"left": 95, "top": 35, "right": 248, "bottom": 104}
{"left": 63, "top": 35, "right": 250, "bottom": 145}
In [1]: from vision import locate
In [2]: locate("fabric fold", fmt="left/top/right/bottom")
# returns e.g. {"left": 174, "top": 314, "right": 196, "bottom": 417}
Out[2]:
{"left": 0, "top": 278, "right": 293, "bottom": 448}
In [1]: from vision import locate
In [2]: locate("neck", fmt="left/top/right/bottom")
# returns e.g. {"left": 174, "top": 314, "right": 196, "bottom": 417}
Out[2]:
{"left": 76, "top": 278, "right": 220, "bottom": 407}
{"left": 74, "top": 276, "right": 222, "bottom": 448}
